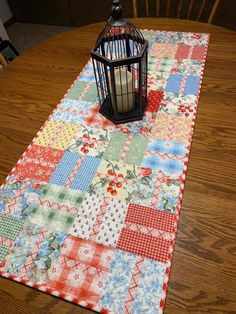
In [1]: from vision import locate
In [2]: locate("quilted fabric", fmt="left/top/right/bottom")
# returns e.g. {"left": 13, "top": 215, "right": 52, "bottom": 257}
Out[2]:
{"left": 0, "top": 30, "right": 209, "bottom": 313}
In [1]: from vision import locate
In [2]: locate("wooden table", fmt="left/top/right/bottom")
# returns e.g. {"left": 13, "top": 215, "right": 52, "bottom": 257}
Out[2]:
{"left": 0, "top": 18, "right": 235, "bottom": 314}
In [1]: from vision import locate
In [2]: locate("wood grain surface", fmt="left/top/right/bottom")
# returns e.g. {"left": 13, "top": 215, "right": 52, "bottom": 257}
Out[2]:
{"left": 0, "top": 18, "right": 236, "bottom": 314}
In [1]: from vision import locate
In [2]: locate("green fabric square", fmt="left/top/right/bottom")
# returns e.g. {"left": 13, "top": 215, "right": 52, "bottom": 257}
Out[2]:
{"left": 83, "top": 83, "right": 98, "bottom": 102}
{"left": 103, "top": 131, "right": 127, "bottom": 161}
{"left": 65, "top": 81, "right": 87, "bottom": 100}
{"left": 40, "top": 184, "right": 85, "bottom": 208}
{"left": 29, "top": 206, "right": 75, "bottom": 233}
{"left": 0, "top": 245, "right": 10, "bottom": 263}
{"left": 125, "top": 135, "right": 149, "bottom": 165}
{"left": 0, "top": 214, "right": 24, "bottom": 240}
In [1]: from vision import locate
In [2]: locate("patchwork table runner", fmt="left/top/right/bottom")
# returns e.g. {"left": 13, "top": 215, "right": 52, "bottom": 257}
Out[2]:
{"left": 0, "top": 30, "right": 209, "bottom": 313}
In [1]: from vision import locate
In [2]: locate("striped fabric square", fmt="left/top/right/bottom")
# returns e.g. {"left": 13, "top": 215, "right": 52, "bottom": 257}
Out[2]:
{"left": 70, "top": 156, "right": 100, "bottom": 191}
{"left": 126, "top": 204, "right": 177, "bottom": 233}
{"left": 49, "top": 151, "right": 80, "bottom": 186}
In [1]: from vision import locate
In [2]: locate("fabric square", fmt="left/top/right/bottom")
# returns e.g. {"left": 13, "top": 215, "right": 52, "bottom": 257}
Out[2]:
{"left": 0, "top": 245, "right": 10, "bottom": 263}
{"left": 103, "top": 131, "right": 148, "bottom": 166}
{"left": 12, "top": 145, "right": 64, "bottom": 182}
{"left": 79, "top": 62, "right": 95, "bottom": 83}
{"left": 159, "top": 92, "right": 197, "bottom": 117}
{"left": 171, "top": 59, "right": 203, "bottom": 76}
{"left": 28, "top": 205, "right": 75, "bottom": 233}
{"left": 130, "top": 168, "right": 156, "bottom": 206}
{"left": 47, "top": 236, "right": 114, "bottom": 305}
{"left": 95, "top": 199, "right": 128, "bottom": 247}
{"left": 152, "top": 112, "right": 192, "bottom": 143}
{"left": 0, "top": 214, "right": 24, "bottom": 240}
{"left": 41, "top": 184, "right": 85, "bottom": 209}
{"left": 131, "top": 259, "right": 168, "bottom": 314}
{"left": 191, "top": 45, "right": 206, "bottom": 60}
{"left": 1, "top": 223, "right": 66, "bottom": 283}
{"left": 146, "top": 90, "right": 164, "bottom": 113}
{"left": 33, "top": 120, "right": 61, "bottom": 148}
{"left": 65, "top": 81, "right": 87, "bottom": 100}
{"left": 102, "top": 131, "right": 127, "bottom": 161}
{"left": 51, "top": 123, "right": 80, "bottom": 150}
{"left": 83, "top": 83, "right": 98, "bottom": 103}
{"left": 143, "top": 155, "right": 184, "bottom": 175}
{"left": 68, "top": 125, "right": 110, "bottom": 158}
{"left": 49, "top": 151, "right": 80, "bottom": 186}
{"left": 124, "top": 135, "right": 149, "bottom": 166}
{"left": 184, "top": 75, "right": 200, "bottom": 95}
{"left": 165, "top": 74, "right": 182, "bottom": 93}
{"left": 89, "top": 159, "right": 138, "bottom": 202}
{"left": 52, "top": 100, "right": 94, "bottom": 126}
{"left": 84, "top": 104, "right": 114, "bottom": 129}
{"left": 70, "top": 156, "right": 100, "bottom": 191}
{"left": 117, "top": 228, "right": 172, "bottom": 262}
{"left": 99, "top": 250, "right": 137, "bottom": 313}
{"left": 125, "top": 204, "right": 177, "bottom": 232}
{"left": 147, "top": 139, "right": 187, "bottom": 156}
{"left": 71, "top": 194, "right": 104, "bottom": 239}
{"left": 149, "top": 43, "right": 177, "bottom": 58}
{"left": 175, "top": 44, "right": 191, "bottom": 59}
{"left": 157, "top": 177, "right": 181, "bottom": 213}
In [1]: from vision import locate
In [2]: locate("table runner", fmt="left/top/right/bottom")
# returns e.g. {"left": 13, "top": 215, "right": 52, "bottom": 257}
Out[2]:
{"left": 0, "top": 30, "right": 209, "bottom": 313}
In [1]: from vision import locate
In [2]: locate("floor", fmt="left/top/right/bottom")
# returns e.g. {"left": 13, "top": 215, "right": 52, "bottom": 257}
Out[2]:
{"left": 7, "top": 22, "right": 74, "bottom": 53}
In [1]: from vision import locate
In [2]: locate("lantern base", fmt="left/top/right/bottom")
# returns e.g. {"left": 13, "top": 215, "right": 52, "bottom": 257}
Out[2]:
{"left": 99, "top": 93, "right": 147, "bottom": 125}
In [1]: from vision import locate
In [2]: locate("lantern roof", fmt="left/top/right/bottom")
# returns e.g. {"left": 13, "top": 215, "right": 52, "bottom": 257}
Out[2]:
{"left": 91, "top": 0, "right": 147, "bottom": 63}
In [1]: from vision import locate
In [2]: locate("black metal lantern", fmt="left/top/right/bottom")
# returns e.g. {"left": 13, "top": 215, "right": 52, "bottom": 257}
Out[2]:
{"left": 91, "top": 0, "right": 148, "bottom": 124}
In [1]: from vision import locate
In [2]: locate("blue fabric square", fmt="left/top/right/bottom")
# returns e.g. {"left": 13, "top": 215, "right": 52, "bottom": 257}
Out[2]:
{"left": 49, "top": 152, "right": 80, "bottom": 186}
{"left": 143, "top": 154, "right": 183, "bottom": 174}
{"left": 143, "top": 155, "right": 163, "bottom": 170}
{"left": 165, "top": 74, "right": 182, "bottom": 93}
{"left": 148, "top": 139, "right": 187, "bottom": 156}
{"left": 184, "top": 75, "right": 200, "bottom": 95}
{"left": 163, "top": 159, "right": 183, "bottom": 174}
{"left": 71, "top": 156, "right": 100, "bottom": 191}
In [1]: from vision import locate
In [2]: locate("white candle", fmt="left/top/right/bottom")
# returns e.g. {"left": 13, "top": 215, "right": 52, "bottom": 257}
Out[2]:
{"left": 112, "top": 69, "right": 134, "bottom": 113}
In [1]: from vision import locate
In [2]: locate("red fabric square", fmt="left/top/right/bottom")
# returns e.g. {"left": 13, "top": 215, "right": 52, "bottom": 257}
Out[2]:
{"left": 12, "top": 144, "right": 64, "bottom": 182}
{"left": 191, "top": 46, "right": 206, "bottom": 60}
{"left": 24, "top": 145, "right": 64, "bottom": 164}
{"left": 175, "top": 45, "right": 191, "bottom": 59}
{"left": 126, "top": 204, "right": 176, "bottom": 233}
{"left": 47, "top": 236, "right": 114, "bottom": 304}
{"left": 146, "top": 91, "right": 164, "bottom": 113}
{"left": 117, "top": 228, "right": 171, "bottom": 263}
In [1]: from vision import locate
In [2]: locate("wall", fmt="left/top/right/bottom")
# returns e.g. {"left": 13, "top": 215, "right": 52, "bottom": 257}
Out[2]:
{"left": 0, "top": 0, "right": 13, "bottom": 23}
{"left": 0, "top": 17, "right": 9, "bottom": 39}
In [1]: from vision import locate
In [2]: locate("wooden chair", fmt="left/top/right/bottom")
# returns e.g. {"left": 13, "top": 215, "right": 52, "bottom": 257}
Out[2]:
{"left": 132, "top": 0, "right": 220, "bottom": 24}
{"left": 0, "top": 52, "right": 8, "bottom": 67}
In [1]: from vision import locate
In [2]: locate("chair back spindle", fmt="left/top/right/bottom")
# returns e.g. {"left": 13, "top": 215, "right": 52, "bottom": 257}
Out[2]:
{"left": 132, "top": 0, "right": 220, "bottom": 24}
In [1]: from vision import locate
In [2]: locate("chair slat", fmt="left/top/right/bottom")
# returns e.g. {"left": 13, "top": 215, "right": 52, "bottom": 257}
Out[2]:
{"left": 167, "top": 0, "right": 171, "bottom": 17}
{"left": 132, "top": 0, "right": 138, "bottom": 18}
{"left": 156, "top": 0, "right": 160, "bottom": 17}
{"left": 177, "top": 0, "right": 183, "bottom": 18}
{"left": 145, "top": 0, "right": 149, "bottom": 16}
{"left": 187, "top": 0, "right": 194, "bottom": 19}
{"left": 208, "top": 0, "right": 220, "bottom": 24}
{"left": 198, "top": 0, "right": 207, "bottom": 21}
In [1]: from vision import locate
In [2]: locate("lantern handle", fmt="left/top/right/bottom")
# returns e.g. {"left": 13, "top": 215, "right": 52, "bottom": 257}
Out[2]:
{"left": 108, "top": 0, "right": 127, "bottom": 26}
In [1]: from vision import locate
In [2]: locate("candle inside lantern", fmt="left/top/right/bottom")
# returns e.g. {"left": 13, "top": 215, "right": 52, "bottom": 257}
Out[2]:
{"left": 113, "top": 69, "right": 134, "bottom": 113}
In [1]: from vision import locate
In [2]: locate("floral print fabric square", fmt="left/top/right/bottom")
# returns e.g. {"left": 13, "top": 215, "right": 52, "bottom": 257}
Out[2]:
{"left": 0, "top": 30, "right": 209, "bottom": 314}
